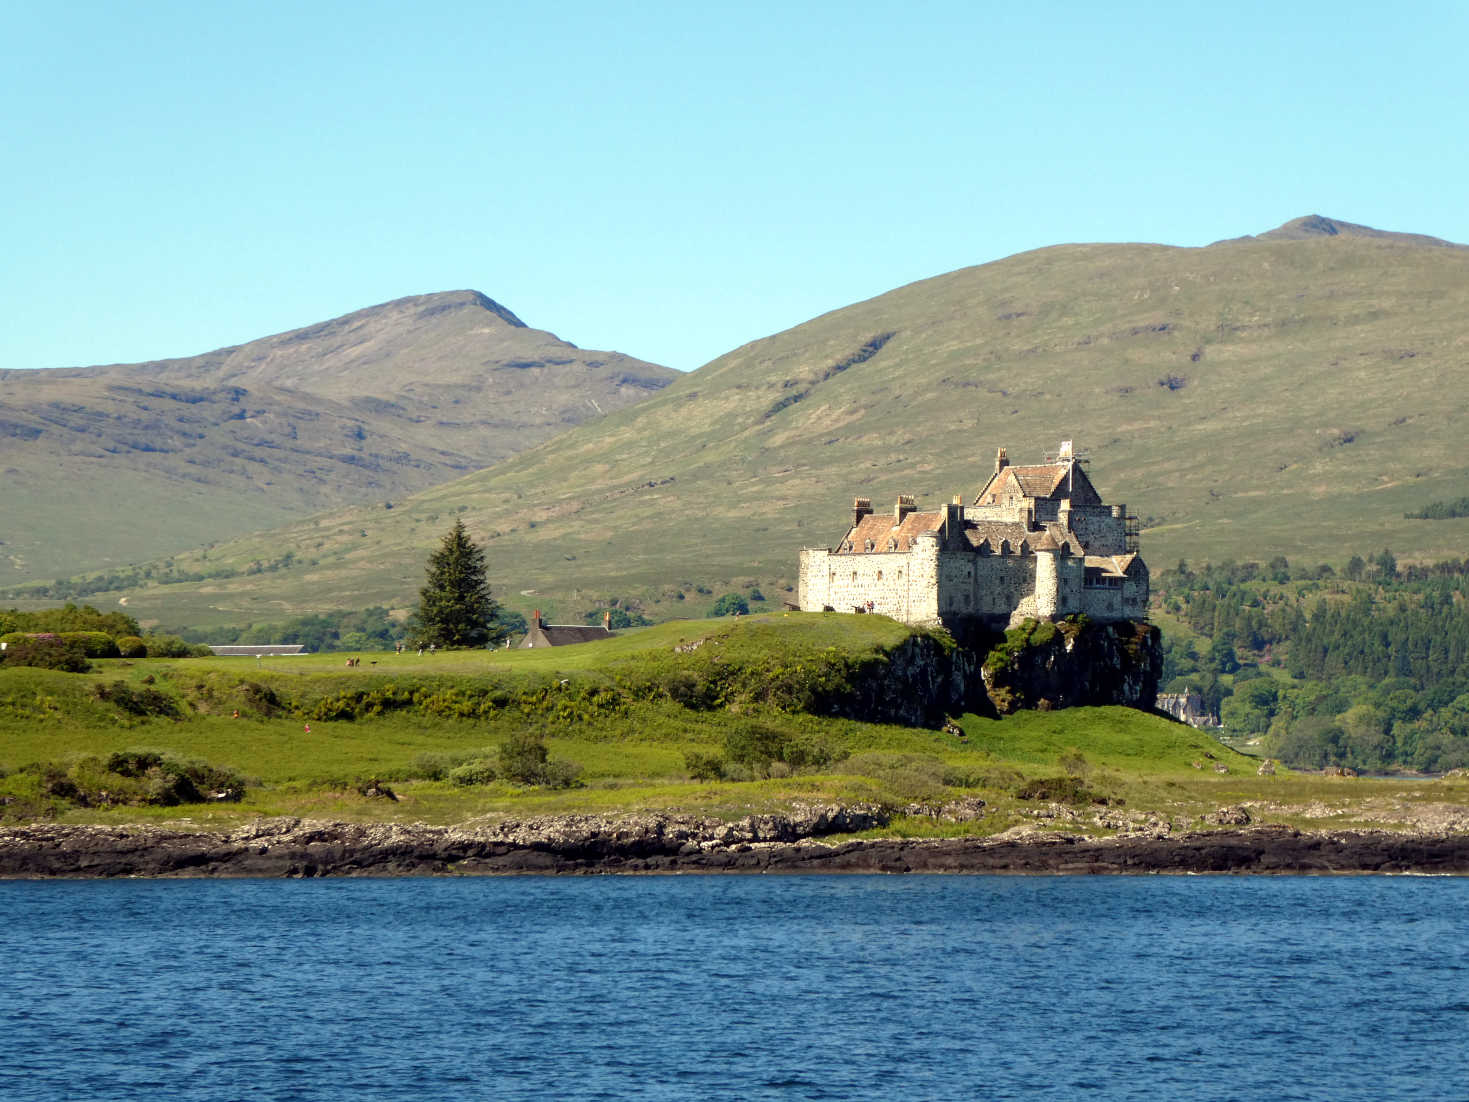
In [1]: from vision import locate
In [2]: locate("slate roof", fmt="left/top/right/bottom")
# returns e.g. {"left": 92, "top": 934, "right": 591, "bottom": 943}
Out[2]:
{"left": 837, "top": 509, "right": 943, "bottom": 553}
{"left": 973, "top": 459, "right": 1102, "bottom": 506}
{"left": 520, "top": 619, "right": 616, "bottom": 647}
{"left": 208, "top": 645, "right": 306, "bottom": 656}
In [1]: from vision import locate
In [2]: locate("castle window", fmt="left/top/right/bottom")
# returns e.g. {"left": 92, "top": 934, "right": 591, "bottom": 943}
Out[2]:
{"left": 876, "top": 570, "right": 884, "bottom": 581}
{"left": 897, "top": 570, "right": 903, "bottom": 580}
{"left": 852, "top": 572, "right": 858, "bottom": 582}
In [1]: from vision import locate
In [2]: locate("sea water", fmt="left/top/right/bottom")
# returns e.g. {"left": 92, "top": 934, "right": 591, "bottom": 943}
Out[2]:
{"left": 2, "top": 875, "right": 1466, "bottom": 1101}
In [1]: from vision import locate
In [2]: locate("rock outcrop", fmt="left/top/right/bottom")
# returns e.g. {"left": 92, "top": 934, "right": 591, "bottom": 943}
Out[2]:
{"left": 978, "top": 619, "right": 1161, "bottom": 715}
{"left": 2, "top": 813, "right": 1465, "bottom": 878}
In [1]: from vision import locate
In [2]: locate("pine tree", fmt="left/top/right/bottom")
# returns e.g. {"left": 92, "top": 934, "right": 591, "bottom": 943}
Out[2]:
{"left": 416, "top": 519, "right": 499, "bottom": 648}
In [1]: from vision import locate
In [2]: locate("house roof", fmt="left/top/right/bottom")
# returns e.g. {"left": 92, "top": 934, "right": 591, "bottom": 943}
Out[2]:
{"left": 530, "top": 624, "right": 615, "bottom": 646}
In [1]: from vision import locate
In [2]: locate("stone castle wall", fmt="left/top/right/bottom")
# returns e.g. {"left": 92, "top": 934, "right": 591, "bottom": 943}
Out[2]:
{"left": 800, "top": 542, "right": 941, "bottom": 623}
{"left": 1061, "top": 504, "right": 1127, "bottom": 555}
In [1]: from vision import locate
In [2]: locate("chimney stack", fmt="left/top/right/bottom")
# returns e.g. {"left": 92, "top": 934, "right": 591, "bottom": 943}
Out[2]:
{"left": 533, "top": 609, "right": 542, "bottom": 627}
{"left": 853, "top": 497, "right": 873, "bottom": 525}
{"left": 895, "top": 494, "right": 917, "bottom": 521}
{"left": 995, "top": 446, "right": 1009, "bottom": 474}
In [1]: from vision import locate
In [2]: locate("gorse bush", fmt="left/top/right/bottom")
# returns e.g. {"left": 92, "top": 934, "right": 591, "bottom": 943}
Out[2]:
{"left": 93, "top": 681, "right": 182, "bottom": 718}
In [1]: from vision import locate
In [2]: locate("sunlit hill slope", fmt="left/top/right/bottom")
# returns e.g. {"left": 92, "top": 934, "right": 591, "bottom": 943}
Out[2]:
{"left": 41, "top": 217, "right": 1469, "bottom": 629}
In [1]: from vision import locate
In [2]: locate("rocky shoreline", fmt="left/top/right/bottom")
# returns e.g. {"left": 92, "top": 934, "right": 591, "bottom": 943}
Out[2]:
{"left": 3, "top": 805, "right": 1468, "bottom": 877}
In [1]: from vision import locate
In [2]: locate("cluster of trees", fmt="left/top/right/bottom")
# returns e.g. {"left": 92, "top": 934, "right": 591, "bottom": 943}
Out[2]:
{"left": 1159, "top": 554, "right": 1469, "bottom": 772}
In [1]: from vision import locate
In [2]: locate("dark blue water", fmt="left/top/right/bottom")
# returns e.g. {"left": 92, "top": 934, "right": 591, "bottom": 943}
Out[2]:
{"left": 3, "top": 876, "right": 1466, "bottom": 1101}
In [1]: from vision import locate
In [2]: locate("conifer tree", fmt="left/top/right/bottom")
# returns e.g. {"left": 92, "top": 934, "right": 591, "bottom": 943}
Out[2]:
{"left": 416, "top": 519, "right": 499, "bottom": 647}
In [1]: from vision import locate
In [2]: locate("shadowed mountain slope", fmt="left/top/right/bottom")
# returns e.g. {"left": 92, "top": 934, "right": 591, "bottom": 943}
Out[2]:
{"left": 25, "top": 217, "right": 1469, "bottom": 630}
{"left": 0, "top": 292, "right": 676, "bottom": 584}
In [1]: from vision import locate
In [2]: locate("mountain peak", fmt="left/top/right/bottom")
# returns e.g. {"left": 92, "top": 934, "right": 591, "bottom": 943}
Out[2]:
{"left": 1252, "top": 215, "right": 1463, "bottom": 248}
{"left": 356, "top": 290, "right": 528, "bottom": 328}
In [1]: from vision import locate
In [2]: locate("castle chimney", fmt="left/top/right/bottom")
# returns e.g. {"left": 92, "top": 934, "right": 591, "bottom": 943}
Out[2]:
{"left": 995, "top": 446, "right": 1009, "bottom": 474}
{"left": 853, "top": 497, "right": 873, "bottom": 525}
{"left": 895, "top": 494, "right": 917, "bottom": 521}
{"left": 533, "top": 609, "right": 542, "bottom": 627}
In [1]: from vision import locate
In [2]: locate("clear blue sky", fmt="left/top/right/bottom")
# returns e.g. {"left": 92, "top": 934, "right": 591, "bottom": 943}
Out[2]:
{"left": 6, "top": 1, "right": 1465, "bottom": 372}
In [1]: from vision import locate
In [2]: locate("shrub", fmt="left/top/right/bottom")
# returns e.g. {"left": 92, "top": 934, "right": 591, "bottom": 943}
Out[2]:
{"left": 0, "top": 635, "right": 91, "bottom": 672}
{"left": 59, "top": 631, "right": 120, "bottom": 658}
{"left": 722, "top": 723, "right": 843, "bottom": 776}
{"left": 684, "top": 750, "right": 727, "bottom": 781}
{"left": 115, "top": 635, "right": 148, "bottom": 658}
{"left": 496, "top": 732, "right": 581, "bottom": 788}
{"left": 93, "top": 681, "right": 183, "bottom": 718}
{"left": 1013, "top": 775, "right": 1105, "bottom": 805}
{"left": 448, "top": 759, "right": 499, "bottom": 786}
{"left": 499, "top": 730, "right": 550, "bottom": 783}
{"left": 143, "top": 634, "right": 210, "bottom": 658}
{"left": 104, "top": 749, "right": 245, "bottom": 804}
{"left": 710, "top": 594, "right": 750, "bottom": 617}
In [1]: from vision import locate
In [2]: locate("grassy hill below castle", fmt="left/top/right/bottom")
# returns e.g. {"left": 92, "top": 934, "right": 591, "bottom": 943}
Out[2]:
{"left": 3, "top": 614, "right": 1461, "bottom": 837}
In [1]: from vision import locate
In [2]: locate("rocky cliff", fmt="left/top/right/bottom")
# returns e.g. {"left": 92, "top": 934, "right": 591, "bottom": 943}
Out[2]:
{"left": 841, "top": 618, "right": 1160, "bottom": 725}
{"left": 979, "top": 619, "right": 1162, "bottom": 715}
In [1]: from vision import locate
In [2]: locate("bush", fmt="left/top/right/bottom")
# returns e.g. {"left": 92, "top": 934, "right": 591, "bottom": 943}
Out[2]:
{"left": 143, "top": 634, "right": 209, "bottom": 658}
{"left": 448, "top": 759, "right": 499, "bottom": 786}
{"left": 684, "top": 750, "right": 727, "bottom": 781}
{"left": 710, "top": 594, "right": 750, "bottom": 617}
{"left": 0, "top": 634, "right": 91, "bottom": 672}
{"left": 115, "top": 635, "right": 148, "bottom": 658}
{"left": 59, "top": 631, "right": 120, "bottom": 658}
{"left": 105, "top": 749, "right": 245, "bottom": 804}
{"left": 93, "top": 680, "right": 183, "bottom": 718}
{"left": 722, "top": 723, "right": 843, "bottom": 776}
{"left": 1013, "top": 775, "right": 1105, "bottom": 805}
{"left": 497, "top": 732, "right": 581, "bottom": 788}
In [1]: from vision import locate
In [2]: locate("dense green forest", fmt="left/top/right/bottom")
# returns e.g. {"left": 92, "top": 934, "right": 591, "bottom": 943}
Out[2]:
{"left": 1157, "top": 553, "right": 1469, "bottom": 773}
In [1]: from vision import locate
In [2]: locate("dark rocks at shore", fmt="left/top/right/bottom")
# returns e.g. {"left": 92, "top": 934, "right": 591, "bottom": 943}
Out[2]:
{"left": 2, "top": 807, "right": 1468, "bottom": 878}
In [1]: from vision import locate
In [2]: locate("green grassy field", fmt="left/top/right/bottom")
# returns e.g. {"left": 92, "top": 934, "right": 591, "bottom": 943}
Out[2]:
{"left": 3, "top": 613, "right": 1462, "bottom": 836}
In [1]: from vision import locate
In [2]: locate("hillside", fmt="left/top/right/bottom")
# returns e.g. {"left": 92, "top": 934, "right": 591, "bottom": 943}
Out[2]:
{"left": 0, "top": 291, "right": 676, "bottom": 586}
{"left": 24, "top": 216, "right": 1469, "bottom": 630}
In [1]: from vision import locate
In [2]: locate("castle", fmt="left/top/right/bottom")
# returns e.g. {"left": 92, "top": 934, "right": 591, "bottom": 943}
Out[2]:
{"left": 797, "top": 442, "right": 1148, "bottom": 630}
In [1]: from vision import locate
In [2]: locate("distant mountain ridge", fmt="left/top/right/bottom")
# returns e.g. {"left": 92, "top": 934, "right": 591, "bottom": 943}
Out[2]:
{"left": 0, "top": 292, "right": 677, "bottom": 586}
{"left": 73, "top": 213, "right": 1469, "bottom": 631}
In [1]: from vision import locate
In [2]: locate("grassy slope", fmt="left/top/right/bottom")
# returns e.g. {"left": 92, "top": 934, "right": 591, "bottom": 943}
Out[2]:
{"left": 2, "top": 614, "right": 1458, "bottom": 835}
{"left": 49, "top": 229, "right": 1469, "bottom": 632}
{"left": 0, "top": 291, "right": 676, "bottom": 587}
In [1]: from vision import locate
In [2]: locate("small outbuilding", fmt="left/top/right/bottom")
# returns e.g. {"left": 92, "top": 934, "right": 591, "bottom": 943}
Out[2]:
{"left": 519, "top": 611, "right": 615, "bottom": 648}
{"left": 208, "top": 645, "right": 307, "bottom": 657}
